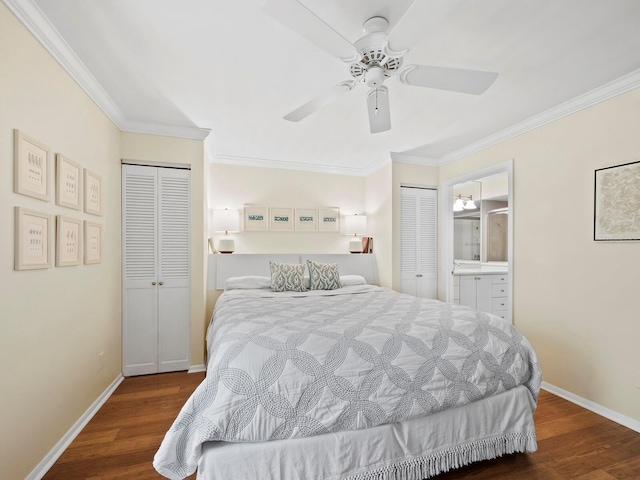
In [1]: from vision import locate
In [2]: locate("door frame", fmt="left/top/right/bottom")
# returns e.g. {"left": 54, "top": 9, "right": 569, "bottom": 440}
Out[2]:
{"left": 439, "top": 159, "right": 514, "bottom": 318}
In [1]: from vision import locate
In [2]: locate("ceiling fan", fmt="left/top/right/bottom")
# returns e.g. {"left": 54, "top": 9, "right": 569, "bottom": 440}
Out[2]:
{"left": 264, "top": 0, "right": 499, "bottom": 133}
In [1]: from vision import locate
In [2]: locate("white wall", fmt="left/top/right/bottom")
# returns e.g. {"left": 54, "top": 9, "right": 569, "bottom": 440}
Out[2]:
{"left": 0, "top": 4, "right": 122, "bottom": 478}
{"left": 365, "top": 163, "right": 393, "bottom": 287}
{"left": 439, "top": 87, "right": 640, "bottom": 422}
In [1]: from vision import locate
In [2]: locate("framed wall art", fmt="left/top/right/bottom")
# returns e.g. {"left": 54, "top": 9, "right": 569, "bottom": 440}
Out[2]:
{"left": 295, "top": 208, "right": 318, "bottom": 232}
{"left": 56, "top": 216, "right": 82, "bottom": 266}
{"left": 270, "top": 207, "right": 293, "bottom": 231}
{"left": 56, "top": 154, "right": 82, "bottom": 210}
{"left": 14, "top": 207, "right": 51, "bottom": 270}
{"left": 318, "top": 207, "right": 340, "bottom": 232}
{"left": 84, "top": 169, "right": 103, "bottom": 216}
{"left": 84, "top": 221, "right": 103, "bottom": 264}
{"left": 14, "top": 129, "right": 51, "bottom": 201}
{"left": 594, "top": 160, "right": 640, "bottom": 241}
{"left": 244, "top": 205, "right": 269, "bottom": 231}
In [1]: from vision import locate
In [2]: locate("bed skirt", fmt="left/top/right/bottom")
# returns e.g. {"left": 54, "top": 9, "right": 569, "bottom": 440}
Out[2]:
{"left": 197, "top": 385, "right": 537, "bottom": 480}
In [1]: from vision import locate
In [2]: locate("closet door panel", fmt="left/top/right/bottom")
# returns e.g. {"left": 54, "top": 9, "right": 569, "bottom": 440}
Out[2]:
{"left": 157, "top": 168, "right": 190, "bottom": 372}
{"left": 122, "top": 165, "right": 158, "bottom": 376}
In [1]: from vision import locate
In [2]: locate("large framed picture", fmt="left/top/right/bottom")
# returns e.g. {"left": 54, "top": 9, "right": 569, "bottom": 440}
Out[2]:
{"left": 56, "top": 154, "right": 82, "bottom": 210}
{"left": 56, "top": 216, "right": 82, "bottom": 266}
{"left": 84, "top": 221, "right": 103, "bottom": 264}
{"left": 84, "top": 169, "right": 103, "bottom": 216}
{"left": 14, "top": 130, "right": 51, "bottom": 201}
{"left": 295, "top": 208, "right": 318, "bottom": 232}
{"left": 270, "top": 207, "right": 294, "bottom": 231}
{"left": 594, "top": 160, "right": 640, "bottom": 241}
{"left": 318, "top": 207, "right": 340, "bottom": 232}
{"left": 244, "top": 205, "right": 268, "bottom": 231}
{"left": 14, "top": 207, "right": 52, "bottom": 270}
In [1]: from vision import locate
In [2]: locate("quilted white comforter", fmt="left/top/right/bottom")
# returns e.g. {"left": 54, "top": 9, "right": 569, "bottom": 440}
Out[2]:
{"left": 154, "top": 286, "right": 540, "bottom": 479}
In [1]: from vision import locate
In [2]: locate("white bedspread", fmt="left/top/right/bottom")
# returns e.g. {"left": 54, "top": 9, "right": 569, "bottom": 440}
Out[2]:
{"left": 155, "top": 287, "right": 540, "bottom": 479}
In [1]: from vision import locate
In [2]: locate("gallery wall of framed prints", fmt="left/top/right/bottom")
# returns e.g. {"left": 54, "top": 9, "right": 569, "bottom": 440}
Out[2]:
{"left": 13, "top": 129, "right": 103, "bottom": 271}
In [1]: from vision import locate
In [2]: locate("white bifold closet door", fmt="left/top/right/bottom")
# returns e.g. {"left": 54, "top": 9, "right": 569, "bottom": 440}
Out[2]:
{"left": 122, "top": 164, "right": 190, "bottom": 376}
{"left": 400, "top": 186, "right": 437, "bottom": 299}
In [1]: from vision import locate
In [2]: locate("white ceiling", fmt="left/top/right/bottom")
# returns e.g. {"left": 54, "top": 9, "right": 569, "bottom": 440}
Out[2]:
{"left": 16, "top": 0, "right": 640, "bottom": 173}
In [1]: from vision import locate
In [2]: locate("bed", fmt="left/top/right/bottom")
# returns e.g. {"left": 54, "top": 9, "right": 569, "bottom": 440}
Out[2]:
{"left": 154, "top": 254, "right": 540, "bottom": 480}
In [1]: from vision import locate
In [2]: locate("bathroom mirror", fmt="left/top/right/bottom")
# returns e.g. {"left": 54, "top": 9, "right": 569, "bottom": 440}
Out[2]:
{"left": 453, "top": 174, "right": 508, "bottom": 263}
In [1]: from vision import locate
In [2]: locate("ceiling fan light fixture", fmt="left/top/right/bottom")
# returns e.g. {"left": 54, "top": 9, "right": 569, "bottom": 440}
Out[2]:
{"left": 365, "top": 65, "right": 386, "bottom": 87}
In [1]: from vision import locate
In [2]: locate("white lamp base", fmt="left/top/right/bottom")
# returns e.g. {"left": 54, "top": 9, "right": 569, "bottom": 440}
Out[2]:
{"left": 348, "top": 236, "right": 362, "bottom": 254}
{"left": 218, "top": 237, "right": 235, "bottom": 254}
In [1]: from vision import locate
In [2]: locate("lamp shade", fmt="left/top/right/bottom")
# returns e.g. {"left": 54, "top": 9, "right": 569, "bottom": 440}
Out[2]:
{"left": 212, "top": 209, "right": 240, "bottom": 233}
{"left": 344, "top": 214, "right": 367, "bottom": 235}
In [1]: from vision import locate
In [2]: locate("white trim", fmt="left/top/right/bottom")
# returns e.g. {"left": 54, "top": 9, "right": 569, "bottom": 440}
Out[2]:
{"left": 541, "top": 382, "right": 640, "bottom": 434}
{"left": 25, "top": 374, "right": 124, "bottom": 480}
{"left": 188, "top": 364, "right": 206, "bottom": 373}
{"left": 391, "top": 152, "right": 440, "bottom": 167}
{"left": 1, "top": 0, "right": 210, "bottom": 142}
{"left": 439, "top": 160, "right": 513, "bottom": 317}
{"left": 438, "top": 68, "right": 640, "bottom": 166}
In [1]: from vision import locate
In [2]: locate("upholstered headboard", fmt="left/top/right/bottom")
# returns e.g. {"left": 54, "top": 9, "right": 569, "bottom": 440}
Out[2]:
{"left": 207, "top": 253, "right": 379, "bottom": 290}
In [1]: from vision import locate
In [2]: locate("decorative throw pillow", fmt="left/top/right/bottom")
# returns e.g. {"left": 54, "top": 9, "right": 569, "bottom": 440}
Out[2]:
{"left": 307, "top": 260, "right": 342, "bottom": 290}
{"left": 269, "top": 261, "right": 307, "bottom": 292}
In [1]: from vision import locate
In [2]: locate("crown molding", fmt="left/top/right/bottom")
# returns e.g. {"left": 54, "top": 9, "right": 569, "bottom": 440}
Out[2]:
{"left": 438, "top": 68, "right": 640, "bottom": 166}
{"left": 390, "top": 152, "right": 439, "bottom": 167}
{"left": 3, "top": 0, "right": 211, "bottom": 141}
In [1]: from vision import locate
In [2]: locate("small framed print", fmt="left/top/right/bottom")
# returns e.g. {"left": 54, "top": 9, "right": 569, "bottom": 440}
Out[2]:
{"left": 318, "top": 207, "right": 340, "bottom": 232}
{"left": 295, "top": 208, "right": 318, "bottom": 232}
{"left": 84, "top": 221, "right": 102, "bottom": 264}
{"left": 244, "top": 205, "right": 268, "bottom": 231}
{"left": 84, "top": 169, "right": 103, "bottom": 216}
{"left": 56, "top": 154, "right": 82, "bottom": 210}
{"left": 270, "top": 207, "right": 293, "bottom": 231}
{"left": 56, "top": 216, "right": 82, "bottom": 266}
{"left": 14, "top": 130, "right": 51, "bottom": 201}
{"left": 15, "top": 207, "right": 51, "bottom": 270}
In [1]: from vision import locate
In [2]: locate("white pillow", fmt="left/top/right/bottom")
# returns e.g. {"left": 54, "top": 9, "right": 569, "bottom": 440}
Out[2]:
{"left": 224, "top": 276, "right": 272, "bottom": 291}
{"left": 340, "top": 275, "right": 367, "bottom": 286}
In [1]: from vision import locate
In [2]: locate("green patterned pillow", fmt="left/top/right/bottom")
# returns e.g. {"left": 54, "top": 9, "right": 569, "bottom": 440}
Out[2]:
{"left": 307, "top": 260, "right": 342, "bottom": 290}
{"left": 269, "top": 261, "right": 307, "bottom": 292}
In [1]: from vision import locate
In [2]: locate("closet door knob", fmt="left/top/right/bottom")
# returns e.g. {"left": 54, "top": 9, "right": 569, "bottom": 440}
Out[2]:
{"left": 152, "top": 282, "right": 157, "bottom": 286}
{"left": 159, "top": 281, "right": 164, "bottom": 286}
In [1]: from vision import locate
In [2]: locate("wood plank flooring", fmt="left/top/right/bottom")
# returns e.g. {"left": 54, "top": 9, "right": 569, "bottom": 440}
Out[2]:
{"left": 43, "top": 372, "right": 640, "bottom": 479}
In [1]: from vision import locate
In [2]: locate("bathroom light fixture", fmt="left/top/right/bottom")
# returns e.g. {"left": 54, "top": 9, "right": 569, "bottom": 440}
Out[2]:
{"left": 212, "top": 208, "right": 240, "bottom": 253}
{"left": 344, "top": 214, "right": 367, "bottom": 253}
{"left": 453, "top": 194, "right": 477, "bottom": 211}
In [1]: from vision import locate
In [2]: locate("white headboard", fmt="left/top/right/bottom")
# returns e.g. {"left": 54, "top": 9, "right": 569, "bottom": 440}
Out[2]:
{"left": 207, "top": 254, "right": 379, "bottom": 290}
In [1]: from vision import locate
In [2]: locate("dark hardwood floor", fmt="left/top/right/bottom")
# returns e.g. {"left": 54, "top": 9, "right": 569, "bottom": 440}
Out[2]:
{"left": 43, "top": 372, "right": 640, "bottom": 479}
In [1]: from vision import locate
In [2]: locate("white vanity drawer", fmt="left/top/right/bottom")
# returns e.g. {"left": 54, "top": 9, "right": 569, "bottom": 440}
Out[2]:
{"left": 492, "top": 297, "right": 508, "bottom": 311}
{"left": 493, "top": 311, "right": 511, "bottom": 322}
{"left": 492, "top": 284, "right": 508, "bottom": 297}
{"left": 492, "top": 274, "right": 509, "bottom": 284}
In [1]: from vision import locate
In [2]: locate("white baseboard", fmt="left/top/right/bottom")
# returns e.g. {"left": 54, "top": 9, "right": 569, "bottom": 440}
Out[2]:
{"left": 541, "top": 381, "right": 640, "bottom": 434}
{"left": 188, "top": 364, "right": 206, "bottom": 373}
{"left": 25, "top": 374, "right": 124, "bottom": 480}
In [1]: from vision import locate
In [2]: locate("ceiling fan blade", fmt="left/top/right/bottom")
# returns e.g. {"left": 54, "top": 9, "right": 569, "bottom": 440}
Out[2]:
{"left": 366, "top": 86, "right": 391, "bottom": 134}
{"left": 386, "top": 0, "right": 463, "bottom": 54}
{"left": 284, "top": 81, "right": 356, "bottom": 122}
{"left": 263, "top": 0, "right": 359, "bottom": 62}
{"left": 399, "top": 65, "right": 498, "bottom": 95}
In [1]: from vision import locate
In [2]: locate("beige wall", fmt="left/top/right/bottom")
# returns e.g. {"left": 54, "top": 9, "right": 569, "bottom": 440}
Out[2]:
{"left": 0, "top": 4, "right": 122, "bottom": 478}
{"left": 439, "top": 88, "right": 640, "bottom": 422}
{"left": 208, "top": 163, "right": 366, "bottom": 254}
{"left": 365, "top": 163, "right": 393, "bottom": 287}
{"left": 121, "top": 132, "right": 207, "bottom": 366}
